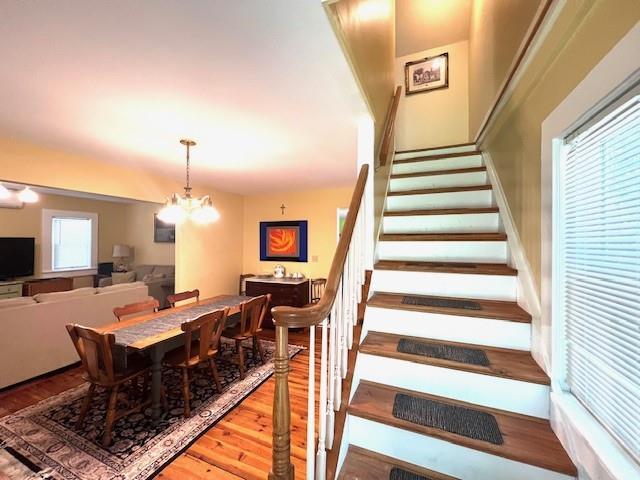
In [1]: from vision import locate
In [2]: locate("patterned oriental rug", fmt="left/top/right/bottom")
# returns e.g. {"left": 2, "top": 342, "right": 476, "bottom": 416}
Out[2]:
{"left": 0, "top": 339, "right": 303, "bottom": 480}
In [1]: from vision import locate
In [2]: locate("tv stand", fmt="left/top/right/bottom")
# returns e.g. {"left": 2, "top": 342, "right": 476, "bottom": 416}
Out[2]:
{"left": 22, "top": 277, "right": 73, "bottom": 297}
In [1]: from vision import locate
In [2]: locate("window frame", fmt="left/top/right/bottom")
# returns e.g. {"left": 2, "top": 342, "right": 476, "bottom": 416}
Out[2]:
{"left": 41, "top": 209, "right": 98, "bottom": 275}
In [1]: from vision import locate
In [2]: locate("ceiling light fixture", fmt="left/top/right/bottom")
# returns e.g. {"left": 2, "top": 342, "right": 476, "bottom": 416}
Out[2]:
{"left": 17, "top": 186, "right": 39, "bottom": 203}
{"left": 157, "top": 139, "right": 220, "bottom": 225}
{"left": 0, "top": 183, "right": 11, "bottom": 200}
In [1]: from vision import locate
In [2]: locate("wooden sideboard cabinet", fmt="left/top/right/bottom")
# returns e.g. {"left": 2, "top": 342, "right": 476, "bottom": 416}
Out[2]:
{"left": 22, "top": 277, "right": 74, "bottom": 296}
{"left": 245, "top": 277, "right": 310, "bottom": 327}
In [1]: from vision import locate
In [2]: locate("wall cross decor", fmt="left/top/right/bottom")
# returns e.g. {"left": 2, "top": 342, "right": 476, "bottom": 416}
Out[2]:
{"left": 280, "top": 203, "right": 286, "bottom": 215}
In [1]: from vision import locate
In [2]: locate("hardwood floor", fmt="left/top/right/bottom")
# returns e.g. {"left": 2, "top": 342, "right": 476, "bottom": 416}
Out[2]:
{"left": 0, "top": 330, "right": 324, "bottom": 480}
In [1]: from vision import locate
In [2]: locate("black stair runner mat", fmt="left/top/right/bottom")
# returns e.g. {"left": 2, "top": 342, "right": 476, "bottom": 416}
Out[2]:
{"left": 390, "top": 467, "right": 435, "bottom": 480}
{"left": 401, "top": 295, "right": 481, "bottom": 310}
{"left": 392, "top": 393, "right": 504, "bottom": 445}
{"left": 397, "top": 338, "right": 490, "bottom": 366}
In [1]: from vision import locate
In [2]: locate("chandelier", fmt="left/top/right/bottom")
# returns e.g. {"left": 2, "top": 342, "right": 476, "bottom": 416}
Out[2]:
{"left": 157, "top": 139, "right": 220, "bottom": 224}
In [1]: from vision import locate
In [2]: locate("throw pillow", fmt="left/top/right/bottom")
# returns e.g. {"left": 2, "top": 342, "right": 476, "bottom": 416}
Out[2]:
{"left": 112, "top": 271, "right": 136, "bottom": 284}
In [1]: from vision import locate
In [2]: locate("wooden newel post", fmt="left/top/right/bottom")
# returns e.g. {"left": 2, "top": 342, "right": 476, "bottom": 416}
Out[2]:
{"left": 270, "top": 324, "right": 295, "bottom": 480}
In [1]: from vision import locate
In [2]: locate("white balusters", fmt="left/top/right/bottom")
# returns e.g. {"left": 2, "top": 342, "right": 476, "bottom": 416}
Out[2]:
{"left": 326, "top": 300, "right": 337, "bottom": 449}
{"left": 307, "top": 325, "right": 315, "bottom": 480}
{"left": 316, "top": 317, "right": 328, "bottom": 479}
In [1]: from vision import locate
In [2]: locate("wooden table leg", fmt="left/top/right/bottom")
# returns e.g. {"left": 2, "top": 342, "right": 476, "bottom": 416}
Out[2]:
{"left": 150, "top": 345, "right": 163, "bottom": 420}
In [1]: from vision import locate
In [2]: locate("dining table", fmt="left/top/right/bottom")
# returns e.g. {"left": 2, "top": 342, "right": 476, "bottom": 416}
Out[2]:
{"left": 97, "top": 294, "right": 252, "bottom": 420}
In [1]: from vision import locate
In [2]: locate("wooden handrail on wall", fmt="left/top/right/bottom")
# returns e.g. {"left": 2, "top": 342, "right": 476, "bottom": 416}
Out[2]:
{"left": 378, "top": 85, "right": 402, "bottom": 168}
{"left": 269, "top": 164, "right": 369, "bottom": 480}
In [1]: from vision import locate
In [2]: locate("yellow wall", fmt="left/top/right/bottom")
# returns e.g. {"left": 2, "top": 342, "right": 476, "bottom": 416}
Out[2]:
{"left": 325, "top": 0, "right": 395, "bottom": 240}
{"left": 123, "top": 202, "right": 174, "bottom": 266}
{"left": 0, "top": 192, "right": 127, "bottom": 274}
{"left": 242, "top": 185, "right": 354, "bottom": 279}
{"left": 0, "top": 136, "right": 243, "bottom": 295}
{"left": 395, "top": 40, "right": 469, "bottom": 150}
{"left": 478, "top": 0, "right": 640, "bottom": 290}
{"left": 468, "top": 0, "right": 543, "bottom": 138}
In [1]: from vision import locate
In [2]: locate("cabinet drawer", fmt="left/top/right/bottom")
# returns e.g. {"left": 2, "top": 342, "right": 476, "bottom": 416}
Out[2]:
{"left": 0, "top": 283, "right": 22, "bottom": 296}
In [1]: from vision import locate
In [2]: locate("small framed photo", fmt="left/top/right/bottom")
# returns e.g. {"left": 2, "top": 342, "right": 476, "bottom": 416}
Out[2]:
{"left": 405, "top": 52, "right": 449, "bottom": 95}
{"left": 154, "top": 214, "right": 175, "bottom": 243}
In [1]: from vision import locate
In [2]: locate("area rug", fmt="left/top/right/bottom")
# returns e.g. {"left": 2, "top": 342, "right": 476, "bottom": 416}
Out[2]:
{"left": 0, "top": 339, "right": 302, "bottom": 480}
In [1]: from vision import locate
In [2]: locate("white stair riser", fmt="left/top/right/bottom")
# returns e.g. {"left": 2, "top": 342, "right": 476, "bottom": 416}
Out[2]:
{"left": 392, "top": 155, "right": 482, "bottom": 175}
{"left": 348, "top": 416, "right": 574, "bottom": 480}
{"left": 371, "top": 270, "right": 517, "bottom": 301}
{"left": 395, "top": 144, "right": 477, "bottom": 160}
{"left": 386, "top": 190, "right": 494, "bottom": 211}
{"left": 390, "top": 171, "right": 487, "bottom": 192}
{"left": 354, "top": 354, "right": 549, "bottom": 418}
{"left": 383, "top": 213, "right": 500, "bottom": 234}
{"left": 363, "top": 307, "right": 531, "bottom": 350}
{"left": 378, "top": 240, "right": 508, "bottom": 263}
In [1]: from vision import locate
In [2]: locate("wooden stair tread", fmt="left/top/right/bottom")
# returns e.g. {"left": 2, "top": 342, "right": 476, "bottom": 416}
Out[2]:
{"left": 395, "top": 142, "right": 476, "bottom": 154}
{"left": 375, "top": 260, "right": 517, "bottom": 276}
{"left": 360, "top": 331, "right": 549, "bottom": 385}
{"left": 349, "top": 381, "right": 577, "bottom": 477}
{"left": 387, "top": 185, "right": 492, "bottom": 197}
{"left": 391, "top": 166, "right": 486, "bottom": 179}
{"left": 380, "top": 232, "right": 506, "bottom": 241}
{"left": 339, "top": 445, "right": 458, "bottom": 480}
{"left": 384, "top": 207, "right": 499, "bottom": 217}
{"left": 394, "top": 150, "right": 482, "bottom": 165}
{"left": 367, "top": 292, "right": 531, "bottom": 323}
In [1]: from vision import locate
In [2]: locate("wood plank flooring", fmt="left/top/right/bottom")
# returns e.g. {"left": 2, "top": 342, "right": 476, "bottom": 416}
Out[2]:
{"left": 348, "top": 381, "right": 577, "bottom": 477}
{"left": 0, "top": 330, "right": 324, "bottom": 480}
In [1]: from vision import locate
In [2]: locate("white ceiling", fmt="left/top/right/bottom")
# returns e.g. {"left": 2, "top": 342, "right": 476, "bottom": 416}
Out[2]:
{"left": 396, "top": 0, "right": 472, "bottom": 57}
{"left": 0, "top": 1, "right": 367, "bottom": 194}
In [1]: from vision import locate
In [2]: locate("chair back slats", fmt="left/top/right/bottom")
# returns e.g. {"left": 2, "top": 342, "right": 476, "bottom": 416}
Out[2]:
{"left": 239, "top": 294, "right": 271, "bottom": 337}
{"left": 113, "top": 298, "right": 160, "bottom": 321}
{"left": 168, "top": 289, "right": 200, "bottom": 308}
{"left": 311, "top": 278, "right": 327, "bottom": 303}
{"left": 181, "top": 308, "right": 229, "bottom": 363}
{"left": 66, "top": 324, "right": 116, "bottom": 382}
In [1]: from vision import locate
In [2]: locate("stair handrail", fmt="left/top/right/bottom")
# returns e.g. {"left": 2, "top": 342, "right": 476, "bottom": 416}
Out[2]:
{"left": 378, "top": 85, "right": 402, "bottom": 168}
{"left": 269, "top": 164, "right": 369, "bottom": 480}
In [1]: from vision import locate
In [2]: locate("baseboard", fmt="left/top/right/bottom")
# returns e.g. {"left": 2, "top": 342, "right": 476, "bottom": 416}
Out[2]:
{"left": 482, "top": 152, "right": 546, "bottom": 372}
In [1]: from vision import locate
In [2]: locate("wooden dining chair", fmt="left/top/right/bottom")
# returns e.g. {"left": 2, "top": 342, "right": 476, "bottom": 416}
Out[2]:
{"left": 238, "top": 273, "right": 254, "bottom": 296}
{"left": 162, "top": 307, "right": 230, "bottom": 417}
{"left": 222, "top": 294, "right": 271, "bottom": 379}
{"left": 310, "top": 278, "right": 327, "bottom": 304}
{"left": 167, "top": 289, "right": 200, "bottom": 308}
{"left": 65, "top": 324, "right": 151, "bottom": 447}
{"left": 113, "top": 298, "right": 160, "bottom": 322}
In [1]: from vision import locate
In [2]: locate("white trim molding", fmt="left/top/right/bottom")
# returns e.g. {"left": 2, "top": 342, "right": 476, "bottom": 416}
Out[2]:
{"left": 541, "top": 23, "right": 640, "bottom": 480}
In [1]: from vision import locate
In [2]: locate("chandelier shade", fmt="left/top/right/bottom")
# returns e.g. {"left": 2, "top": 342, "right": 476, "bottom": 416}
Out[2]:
{"left": 157, "top": 139, "right": 220, "bottom": 225}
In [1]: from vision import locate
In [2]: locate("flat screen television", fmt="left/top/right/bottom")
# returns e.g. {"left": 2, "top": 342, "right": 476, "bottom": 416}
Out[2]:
{"left": 0, "top": 237, "right": 35, "bottom": 279}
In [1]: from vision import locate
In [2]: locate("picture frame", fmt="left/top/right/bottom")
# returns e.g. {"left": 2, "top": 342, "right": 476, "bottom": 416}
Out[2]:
{"left": 260, "top": 220, "right": 308, "bottom": 262}
{"left": 154, "top": 214, "right": 175, "bottom": 243}
{"left": 405, "top": 52, "right": 449, "bottom": 95}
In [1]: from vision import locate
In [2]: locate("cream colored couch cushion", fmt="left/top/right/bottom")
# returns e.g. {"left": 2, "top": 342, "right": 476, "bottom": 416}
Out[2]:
{"left": 34, "top": 287, "right": 97, "bottom": 303}
{"left": 98, "top": 281, "right": 146, "bottom": 293}
{"left": 0, "top": 296, "right": 37, "bottom": 309}
{"left": 112, "top": 271, "right": 136, "bottom": 284}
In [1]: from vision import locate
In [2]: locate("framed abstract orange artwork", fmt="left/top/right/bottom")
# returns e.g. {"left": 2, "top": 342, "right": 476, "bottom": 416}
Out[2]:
{"left": 260, "top": 220, "right": 308, "bottom": 262}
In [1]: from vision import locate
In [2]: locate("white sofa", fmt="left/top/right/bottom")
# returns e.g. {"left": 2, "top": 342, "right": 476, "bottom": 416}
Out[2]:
{"left": 0, "top": 281, "right": 150, "bottom": 389}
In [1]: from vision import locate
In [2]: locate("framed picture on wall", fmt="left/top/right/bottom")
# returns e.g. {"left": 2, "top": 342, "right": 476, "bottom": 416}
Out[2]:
{"left": 260, "top": 220, "right": 308, "bottom": 262}
{"left": 154, "top": 214, "right": 175, "bottom": 243}
{"left": 405, "top": 52, "right": 449, "bottom": 95}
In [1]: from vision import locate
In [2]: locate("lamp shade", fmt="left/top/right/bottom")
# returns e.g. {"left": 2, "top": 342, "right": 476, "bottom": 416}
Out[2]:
{"left": 112, "top": 244, "right": 131, "bottom": 258}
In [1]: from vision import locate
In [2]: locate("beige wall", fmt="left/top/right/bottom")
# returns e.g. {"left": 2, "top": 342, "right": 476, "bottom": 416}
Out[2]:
{"left": 325, "top": 0, "right": 395, "bottom": 240}
{"left": 395, "top": 40, "right": 470, "bottom": 150}
{"left": 123, "top": 202, "right": 174, "bottom": 266}
{"left": 0, "top": 136, "right": 243, "bottom": 295}
{"left": 479, "top": 0, "right": 640, "bottom": 292}
{"left": 242, "top": 185, "right": 354, "bottom": 280}
{"left": 0, "top": 192, "right": 127, "bottom": 274}
{"left": 468, "top": 0, "right": 543, "bottom": 138}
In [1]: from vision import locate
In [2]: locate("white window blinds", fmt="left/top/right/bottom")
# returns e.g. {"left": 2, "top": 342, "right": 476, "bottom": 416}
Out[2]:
{"left": 559, "top": 90, "right": 640, "bottom": 460}
{"left": 52, "top": 217, "right": 93, "bottom": 271}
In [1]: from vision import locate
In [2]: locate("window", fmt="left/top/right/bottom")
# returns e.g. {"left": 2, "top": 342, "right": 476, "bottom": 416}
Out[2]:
{"left": 42, "top": 209, "right": 98, "bottom": 273}
{"left": 557, "top": 88, "right": 639, "bottom": 461}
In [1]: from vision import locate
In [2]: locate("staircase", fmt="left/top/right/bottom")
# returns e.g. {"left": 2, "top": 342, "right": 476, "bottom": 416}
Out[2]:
{"left": 338, "top": 144, "right": 577, "bottom": 479}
